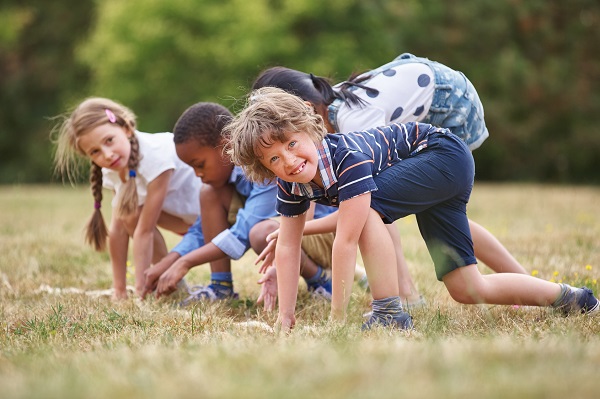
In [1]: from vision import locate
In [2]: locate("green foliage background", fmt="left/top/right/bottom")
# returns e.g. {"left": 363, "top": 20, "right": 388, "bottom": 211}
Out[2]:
{"left": 1, "top": 0, "right": 599, "bottom": 183}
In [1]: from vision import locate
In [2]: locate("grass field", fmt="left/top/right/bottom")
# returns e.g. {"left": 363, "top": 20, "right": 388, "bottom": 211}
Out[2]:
{"left": 1, "top": 183, "right": 599, "bottom": 399}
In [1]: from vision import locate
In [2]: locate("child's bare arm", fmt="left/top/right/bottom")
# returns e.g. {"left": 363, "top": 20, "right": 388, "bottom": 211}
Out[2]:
{"left": 132, "top": 170, "right": 173, "bottom": 296}
{"left": 275, "top": 213, "right": 306, "bottom": 331}
{"left": 155, "top": 242, "right": 226, "bottom": 297}
{"left": 330, "top": 193, "right": 371, "bottom": 321}
{"left": 108, "top": 213, "right": 129, "bottom": 299}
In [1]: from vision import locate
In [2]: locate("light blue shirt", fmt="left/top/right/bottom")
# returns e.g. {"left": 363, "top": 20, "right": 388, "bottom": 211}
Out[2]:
{"left": 172, "top": 166, "right": 277, "bottom": 260}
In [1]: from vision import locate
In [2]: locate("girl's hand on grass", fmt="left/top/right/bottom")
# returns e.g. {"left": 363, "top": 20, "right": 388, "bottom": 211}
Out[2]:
{"left": 112, "top": 288, "right": 128, "bottom": 301}
{"left": 142, "top": 266, "right": 161, "bottom": 299}
{"left": 257, "top": 266, "right": 278, "bottom": 311}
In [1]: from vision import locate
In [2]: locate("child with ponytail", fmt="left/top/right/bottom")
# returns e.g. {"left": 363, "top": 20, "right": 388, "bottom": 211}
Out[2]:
{"left": 53, "top": 97, "right": 201, "bottom": 299}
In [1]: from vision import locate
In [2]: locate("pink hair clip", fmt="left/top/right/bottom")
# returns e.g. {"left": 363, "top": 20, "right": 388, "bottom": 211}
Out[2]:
{"left": 105, "top": 109, "right": 117, "bottom": 123}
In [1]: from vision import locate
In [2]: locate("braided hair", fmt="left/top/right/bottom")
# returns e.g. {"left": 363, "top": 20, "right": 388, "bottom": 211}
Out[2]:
{"left": 52, "top": 97, "right": 139, "bottom": 251}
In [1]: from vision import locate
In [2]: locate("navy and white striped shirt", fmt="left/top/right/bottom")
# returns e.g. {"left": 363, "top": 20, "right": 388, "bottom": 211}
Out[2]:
{"left": 276, "top": 122, "right": 448, "bottom": 217}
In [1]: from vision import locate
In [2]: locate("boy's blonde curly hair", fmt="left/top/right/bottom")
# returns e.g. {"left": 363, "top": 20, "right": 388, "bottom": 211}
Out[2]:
{"left": 224, "top": 87, "right": 327, "bottom": 182}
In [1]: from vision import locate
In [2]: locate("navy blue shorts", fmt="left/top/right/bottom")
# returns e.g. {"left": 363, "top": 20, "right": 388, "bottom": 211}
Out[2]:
{"left": 370, "top": 132, "right": 477, "bottom": 280}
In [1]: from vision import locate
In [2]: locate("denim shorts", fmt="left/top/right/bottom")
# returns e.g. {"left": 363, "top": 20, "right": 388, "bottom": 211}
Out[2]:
{"left": 370, "top": 132, "right": 477, "bottom": 280}
{"left": 394, "top": 53, "right": 489, "bottom": 151}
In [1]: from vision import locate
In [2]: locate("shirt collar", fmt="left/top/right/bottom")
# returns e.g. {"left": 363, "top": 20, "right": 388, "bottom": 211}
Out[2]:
{"left": 291, "top": 138, "right": 337, "bottom": 197}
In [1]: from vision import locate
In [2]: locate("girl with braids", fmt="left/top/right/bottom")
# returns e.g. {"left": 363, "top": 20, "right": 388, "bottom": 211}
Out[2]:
{"left": 53, "top": 97, "right": 201, "bottom": 299}
{"left": 251, "top": 54, "right": 527, "bottom": 309}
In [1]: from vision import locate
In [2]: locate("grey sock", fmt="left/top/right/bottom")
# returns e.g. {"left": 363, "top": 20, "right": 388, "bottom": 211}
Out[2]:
{"left": 372, "top": 296, "right": 404, "bottom": 318}
{"left": 552, "top": 283, "right": 575, "bottom": 308}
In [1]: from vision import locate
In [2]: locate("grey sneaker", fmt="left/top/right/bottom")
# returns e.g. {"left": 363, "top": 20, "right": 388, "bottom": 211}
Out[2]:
{"left": 309, "top": 286, "right": 332, "bottom": 301}
{"left": 179, "top": 284, "right": 238, "bottom": 307}
{"left": 362, "top": 295, "right": 426, "bottom": 319}
{"left": 573, "top": 287, "right": 600, "bottom": 315}
{"left": 362, "top": 311, "right": 414, "bottom": 331}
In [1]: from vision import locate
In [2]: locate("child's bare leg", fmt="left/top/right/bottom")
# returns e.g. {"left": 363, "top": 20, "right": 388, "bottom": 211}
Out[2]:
{"left": 359, "top": 210, "right": 413, "bottom": 329}
{"left": 470, "top": 220, "right": 527, "bottom": 274}
{"left": 442, "top": 264, "right": 559, "bottom": 305}
{"left": 109, "top": 216, "right": 130, "bottom": 299}
{"left": 386, "top": 223, "right": 422, "bottom": 303}
{"left": 359, "top": 211, "right": 399, "bottom": 301}
{"left": 200, "top": 183, "right": 234, "bottom": 274}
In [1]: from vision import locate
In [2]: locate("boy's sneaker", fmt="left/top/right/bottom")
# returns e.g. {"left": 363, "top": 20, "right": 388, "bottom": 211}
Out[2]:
{"left": 309, "top": 285, "right": 332, "bottom": 301}
{"left": 179, "top": 283, "right": 238, "bottom": 307}
{"left": 570, "top": 287, "right": 600, "bottom": 315}
{"left": 362, "top": 311, "right": 414, "bottom": 331}
{"left": 305, "top": 266, "right": 332, "bottom": 301}
{"left": 362, "top": 295, "right": 426, "bottom": 319}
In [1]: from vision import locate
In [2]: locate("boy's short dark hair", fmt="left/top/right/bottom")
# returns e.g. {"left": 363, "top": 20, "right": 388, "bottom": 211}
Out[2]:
{"left": 173, "top": 102, "right": 233, "bottom": 147}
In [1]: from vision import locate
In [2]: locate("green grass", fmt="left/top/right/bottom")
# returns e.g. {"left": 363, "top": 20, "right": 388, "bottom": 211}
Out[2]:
{"left": 1, "top": 183, "right": 599, "bottom": 399}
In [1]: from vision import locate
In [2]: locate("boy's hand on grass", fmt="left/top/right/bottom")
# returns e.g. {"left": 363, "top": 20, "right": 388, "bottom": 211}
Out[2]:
{"left": 275, "top": 313, "right": 295, "bottom": 334}
{"left": 142, "top": 252, "right": 181, "bottom": 299}
{"left": 255, "top": 234, "right": 278, "bottom": 273}
{"left": 257, "top": 266, "right": 278, "bottom": 311}
{"left": 156, "top": 262, "right": 187, "bottom": 298}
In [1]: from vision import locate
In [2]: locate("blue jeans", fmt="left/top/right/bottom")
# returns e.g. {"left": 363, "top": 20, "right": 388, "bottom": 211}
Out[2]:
{"left": 392, "top": 53, "right": 489, "bottom": 151}
{"left": 370, "top": 132, "right": 477, "bottom": 280}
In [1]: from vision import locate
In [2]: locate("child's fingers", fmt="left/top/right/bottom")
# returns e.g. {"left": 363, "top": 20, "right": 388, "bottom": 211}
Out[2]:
{"left": 266, "top": 229, "right": 280, "bottom": 242}
{"left": 254, "top": 239, "right": 276, "bottom": 265}
{"left": 264, "top": 295, "right": 275, "bottom": 312}
{"left": 258, "top": 252, "right": 275, "bottom": 273}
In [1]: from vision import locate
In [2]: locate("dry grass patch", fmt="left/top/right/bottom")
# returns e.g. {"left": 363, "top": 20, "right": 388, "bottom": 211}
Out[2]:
{"left": 1, "top": 183, "right": 599, "bottom": 398}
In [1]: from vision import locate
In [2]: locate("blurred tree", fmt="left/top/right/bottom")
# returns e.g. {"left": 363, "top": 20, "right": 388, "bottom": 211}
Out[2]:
{"left": 0, "top": 1, "right": 94, "bottom": 183}
{"left": 1, "top": 0, "right": 599, "bottom": 183}
{"left": 383, "top": 0, "right": 600, "bottom": 182}
{"left": 78, "top": 0, "right": 400, "bottom": 132}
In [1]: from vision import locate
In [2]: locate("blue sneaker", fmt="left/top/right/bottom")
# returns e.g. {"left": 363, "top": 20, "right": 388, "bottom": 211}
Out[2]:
{"left": 305, "top": 266, "right": 332, "bottom": 300}
{"left": 179, "top": 283, "right": 239, "bottom": 306}
{"left": 568, "top": 286, "right": 600, "bottom": 315}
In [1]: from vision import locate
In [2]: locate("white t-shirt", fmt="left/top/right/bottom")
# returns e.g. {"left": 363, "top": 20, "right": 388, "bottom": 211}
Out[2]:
{"left": 102, "top": 131, "right": 201, "bottom": 225}
{"left": 335, "top": 63, "right": 435, "bottom": 133}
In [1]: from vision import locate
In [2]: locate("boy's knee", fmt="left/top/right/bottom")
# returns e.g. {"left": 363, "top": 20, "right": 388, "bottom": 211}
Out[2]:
{"left": 443, "top": 272, "right": 482, "bottom": 304}
{"left": 200, "top": 183, "right": 234, "bottom": 212}
{"left": 249, "top": 220, "right": 279, "bottom": 252}
{"left": 445, "top": 286, "right": 478, "bottom": 304}
{"left": 200, "top": 184, "right": 219, "bottom": 203}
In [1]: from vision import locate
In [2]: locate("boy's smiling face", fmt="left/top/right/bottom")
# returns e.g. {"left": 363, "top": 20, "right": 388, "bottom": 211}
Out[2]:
{"left": 176, "top": 138, "right": 233, "bottom": 188}
{"left": 258, "top": 130, "right": 322, "bottom": 186}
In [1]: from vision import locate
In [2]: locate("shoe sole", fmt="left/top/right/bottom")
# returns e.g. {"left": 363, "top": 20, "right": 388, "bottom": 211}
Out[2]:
{"left": 584, "top": 300, "right": 600, "bottom": 315}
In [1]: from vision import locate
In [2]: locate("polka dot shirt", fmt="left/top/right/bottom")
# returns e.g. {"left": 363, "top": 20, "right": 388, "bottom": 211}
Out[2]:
{"left": 334, "top": 62, "right": 435, "bottom": 134}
